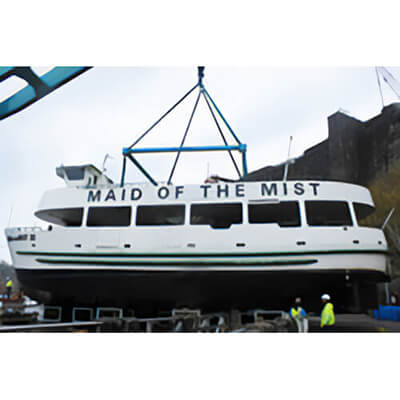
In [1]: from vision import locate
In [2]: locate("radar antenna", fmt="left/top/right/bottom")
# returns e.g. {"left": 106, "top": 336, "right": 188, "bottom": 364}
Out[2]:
{"left": 102, "top": 153, "right": 113, "bottom": 173}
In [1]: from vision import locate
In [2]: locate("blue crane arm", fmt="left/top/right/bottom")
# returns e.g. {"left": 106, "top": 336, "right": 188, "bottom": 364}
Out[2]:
{"left": 0, "top": 66, "right": 91, "bottom": 121}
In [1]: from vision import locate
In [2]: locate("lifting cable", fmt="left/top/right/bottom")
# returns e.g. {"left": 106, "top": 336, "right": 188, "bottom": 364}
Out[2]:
{"left": 167, "top": 91, "right": 202, "bottom": 184}
{"left": 201, "top": 90, "right": 242, "bottom": 178}
{"left": 123, "top": 67, "right": 246, "bottom": 185}
{"left": 127, "top": 82, "right": 200, "bottom": 149}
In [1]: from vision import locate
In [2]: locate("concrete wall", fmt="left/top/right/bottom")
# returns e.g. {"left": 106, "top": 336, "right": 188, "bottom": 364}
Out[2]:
{"left": 244, "top": 102, "right": 400, "bottom": 186}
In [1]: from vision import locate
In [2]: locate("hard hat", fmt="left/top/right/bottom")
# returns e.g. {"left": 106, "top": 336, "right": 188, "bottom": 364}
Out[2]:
{"left": 321, "top": 294, "right": 330, "bottom": 301}
{"left": 295, "top": 297, "right": 301, "bottom": 304}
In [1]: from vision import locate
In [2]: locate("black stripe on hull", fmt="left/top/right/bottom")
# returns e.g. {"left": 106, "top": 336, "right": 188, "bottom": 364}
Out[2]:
{"left": 16, "top": 268, "right": 388, "bottom": 315}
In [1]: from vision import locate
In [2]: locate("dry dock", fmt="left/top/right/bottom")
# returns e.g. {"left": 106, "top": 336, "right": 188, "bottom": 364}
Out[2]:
{"left": 1, "top": 309, "right": 400, "bottom": 332}
{"left": 307, "top": 314, "right": 400, "bottom": 332}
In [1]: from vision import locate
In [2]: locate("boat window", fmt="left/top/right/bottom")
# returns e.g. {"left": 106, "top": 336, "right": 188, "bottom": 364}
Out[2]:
{"left": 353, "top": 202, "right": 376, "bottom": 227}
{"left": 35, "top": 208, "right": 83, "bottom": 227}
{"left": 65, "top": 166, "right": 85, "bottom": 180}
{"left": 136, "top": 205, "right": 185, "bottom": 226}
{"left": 190, "top": 203, "right": 242, "bottom": 229}
{"left": 248, "top": 201, "right": 301, "bottom": 227}
{"left": 7, "top": 234, "right": 28, "bottom": 242}
{"left": 305, "top": 201, "right": 353, "bottom": 226}
{"left": 87, "top": 206, "right": 131, "bottom": 227}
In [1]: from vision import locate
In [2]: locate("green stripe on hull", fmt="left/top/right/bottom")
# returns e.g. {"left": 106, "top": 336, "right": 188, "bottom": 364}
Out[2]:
{"left": 35, "top": 258, "right": 318, "bottom": 267}
{"left": 17, "top": 249, "right": 388, "bottom": 258}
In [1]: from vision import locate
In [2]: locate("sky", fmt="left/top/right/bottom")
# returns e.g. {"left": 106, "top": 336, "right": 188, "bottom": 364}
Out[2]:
{"left": 1, "top": 66, "right": 400, "bottom": 261}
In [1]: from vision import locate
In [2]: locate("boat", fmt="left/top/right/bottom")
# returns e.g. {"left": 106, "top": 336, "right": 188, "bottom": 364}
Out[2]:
{"left": 4, "top": 68, "right": 390, "bottom": 314}
{"left": 5, "top": 167, "right": 389, "bottom": 313}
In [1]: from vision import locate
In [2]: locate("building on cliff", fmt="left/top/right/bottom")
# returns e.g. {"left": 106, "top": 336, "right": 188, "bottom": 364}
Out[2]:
{"left": 244, "top": 102, "right": 400, "bottom": 186}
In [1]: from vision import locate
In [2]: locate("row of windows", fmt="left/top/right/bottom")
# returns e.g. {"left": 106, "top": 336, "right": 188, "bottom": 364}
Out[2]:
{"left": 36, "top": 201, "right": 375, "bottom": 229}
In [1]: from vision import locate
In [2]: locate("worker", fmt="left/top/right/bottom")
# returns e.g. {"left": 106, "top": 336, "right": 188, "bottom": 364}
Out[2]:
{"left": 5, "top": 277, "right": 13, "bottom": 299}
{"left": 289, "top": 297, "right": 308, "bottom": 332}
{"left": 320, "top": 294, "right": 335, "bottom": 330}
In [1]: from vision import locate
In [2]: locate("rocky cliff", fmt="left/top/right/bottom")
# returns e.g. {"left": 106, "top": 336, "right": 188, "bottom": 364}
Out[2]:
{"left": 244, "top": 102, "right": 400, "bottom": 186}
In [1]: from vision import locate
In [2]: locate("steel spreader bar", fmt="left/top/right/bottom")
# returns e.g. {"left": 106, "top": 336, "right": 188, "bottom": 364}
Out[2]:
{"left": 167, "top": 91, "right": 202, "bottom": 184}
{"left": 124, "top": 145, "right": 245, "bottom": 154}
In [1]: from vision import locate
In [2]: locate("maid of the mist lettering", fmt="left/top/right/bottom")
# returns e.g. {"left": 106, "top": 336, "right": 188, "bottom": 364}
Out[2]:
{"left": 156, "top": 186, "right": 185, "bottom": 199}
{"left": 200, "top": 184, "right": 245, "bottom": 198}
{"left": 261, "top": 182, "right": 319, "bottom": 197}
{"left": 88, "top": 188, "right": 143, "bottom": 202}
{"left": 88, "top": 186, "right": 185, "bottom": 202}
{"left": 87, "top": 182, "right": 320, "bottom": 202}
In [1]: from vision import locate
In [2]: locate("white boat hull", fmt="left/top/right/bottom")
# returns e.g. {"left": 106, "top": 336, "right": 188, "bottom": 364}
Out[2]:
{"left": 11, "top": 251, "right": 388, "bottom": 313}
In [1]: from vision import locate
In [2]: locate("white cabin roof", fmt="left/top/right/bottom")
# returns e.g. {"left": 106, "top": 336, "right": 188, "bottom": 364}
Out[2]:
{"left": 35, "top": 180, "right": 374, "bottom": 211}
{"left": 56, "top": 164, "right": 113, "bottom": 187}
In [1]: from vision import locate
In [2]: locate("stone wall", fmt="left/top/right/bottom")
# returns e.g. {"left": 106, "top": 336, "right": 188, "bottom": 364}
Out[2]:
{"left": 244, "top": 103, "right": 400, "bottom": 185}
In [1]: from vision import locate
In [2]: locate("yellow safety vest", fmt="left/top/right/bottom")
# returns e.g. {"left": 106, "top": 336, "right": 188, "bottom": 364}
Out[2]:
{"left": 6, "top": 279, "right": 13, "bottom": 288}
{"left": 320, "top": 302, "right": 335, "bottom": 327}
{"left": 290, "top": 306, "right": 305, "bottom": 319}
{"left": 290, "top": 307, "right": 299, "bottom": 318}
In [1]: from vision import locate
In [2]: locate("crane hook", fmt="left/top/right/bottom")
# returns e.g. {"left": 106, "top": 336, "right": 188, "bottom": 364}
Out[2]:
{"left": 198, "top": 66, "right": 205, "bottom": 86}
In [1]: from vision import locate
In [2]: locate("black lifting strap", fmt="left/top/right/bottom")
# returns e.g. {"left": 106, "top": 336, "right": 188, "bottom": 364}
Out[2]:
{"left": 168, "top": 66, "right": 242, "bottom": 183}
{"left": 167, "top": 91, "right": 202, "bottom": 184}
{"left": 201, "top": 90, "right": 242, "bottom": 178}
{"left": 127, "top": 82, "right": 199, "bottom": 149}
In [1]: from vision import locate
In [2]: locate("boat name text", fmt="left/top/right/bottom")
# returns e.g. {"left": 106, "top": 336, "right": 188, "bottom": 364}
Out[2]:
{"left": 87, "top": 182, "right": 320, "bottom": 202}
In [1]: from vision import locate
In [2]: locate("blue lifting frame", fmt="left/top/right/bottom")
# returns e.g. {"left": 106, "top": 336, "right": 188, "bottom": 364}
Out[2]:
{"left": 0, "top": 66, "right": 91, "bottom": 121}
{"left": 122, "top": 66, "right": 248, "bottom": 186}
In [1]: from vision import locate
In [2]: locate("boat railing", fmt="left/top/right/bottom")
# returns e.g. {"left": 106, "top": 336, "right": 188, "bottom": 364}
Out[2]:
{"left": 6, "top": 226, "right": 43, "bottom": 238}
{"left": 12, "top": 226, "right": 43, "bottom": 233}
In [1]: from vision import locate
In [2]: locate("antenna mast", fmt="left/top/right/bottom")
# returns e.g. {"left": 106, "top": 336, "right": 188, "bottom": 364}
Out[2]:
{"left": 283, "top": 136, "right": 293, "bottom": 181}
{"left": 375, "top": 67, "right": 400, "bottom": 107}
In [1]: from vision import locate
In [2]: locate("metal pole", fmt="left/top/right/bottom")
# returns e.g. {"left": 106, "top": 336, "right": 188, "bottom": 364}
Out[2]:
{"left": 382, "top": 208, "right": 395, "bottom": 230}
{"left": 385, "top": 282, "right": 390, "bottom": 305}
{"left": 126, "top": 154, "right": 158, "bottom": 186}
{"left": 241, "top": 148, "right": 248, "bottom": 176}
{"left": 376, "top": 67, "right": 385, "bottom": 109}
{"left": 283, "top": 136, "right": 293, "bottom": 181}
{"left": 120, "top": 156, "right": 127, "bottom": 187}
